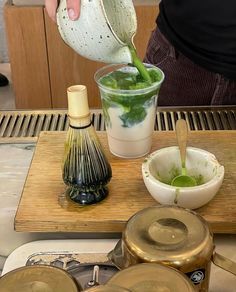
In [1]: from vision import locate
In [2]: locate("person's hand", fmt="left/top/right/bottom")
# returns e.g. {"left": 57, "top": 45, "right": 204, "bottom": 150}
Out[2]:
{"left": 45, "top": 0, "right": 81, "bottom": 22}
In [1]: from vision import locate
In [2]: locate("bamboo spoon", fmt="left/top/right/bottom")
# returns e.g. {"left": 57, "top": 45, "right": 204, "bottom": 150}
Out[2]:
{"left": 171, "top": 119, "right": 197, "bottom": 187}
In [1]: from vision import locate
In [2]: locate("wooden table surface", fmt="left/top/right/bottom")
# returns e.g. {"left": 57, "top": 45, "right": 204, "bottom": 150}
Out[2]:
{"left": 15, "top": 130, "right": 236, "bottom": 234}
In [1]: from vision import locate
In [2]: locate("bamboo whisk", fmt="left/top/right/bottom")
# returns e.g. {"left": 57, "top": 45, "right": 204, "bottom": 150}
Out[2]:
{"left": 62, "top": 85, "right": 112, "bottom": 205}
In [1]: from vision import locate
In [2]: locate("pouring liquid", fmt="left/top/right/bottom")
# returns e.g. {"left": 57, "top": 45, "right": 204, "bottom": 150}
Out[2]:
{"left": 129, "top": 44, "right": 152, "bottom": 84}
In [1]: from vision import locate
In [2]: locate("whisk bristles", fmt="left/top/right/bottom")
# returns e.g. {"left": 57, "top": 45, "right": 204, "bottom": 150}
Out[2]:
{"left": 62, "top": 125, "right": 112, "bottom": 204}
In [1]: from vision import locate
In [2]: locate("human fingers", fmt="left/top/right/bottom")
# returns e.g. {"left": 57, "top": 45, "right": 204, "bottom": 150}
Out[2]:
{"left": 67, "top": 0, "right": 81, "bottom": 20}
{"left": 45, "top": 0, "right": 59, "bottom": 22}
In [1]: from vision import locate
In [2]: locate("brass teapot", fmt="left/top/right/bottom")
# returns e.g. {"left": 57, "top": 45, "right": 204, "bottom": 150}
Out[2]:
{"left": 108, "top": 205, "right": 236, "bottom": 292}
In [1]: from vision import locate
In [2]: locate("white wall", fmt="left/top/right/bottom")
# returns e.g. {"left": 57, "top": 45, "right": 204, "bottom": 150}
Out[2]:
{"left": 0, "top": 0, "right": 8, "bottom": 62}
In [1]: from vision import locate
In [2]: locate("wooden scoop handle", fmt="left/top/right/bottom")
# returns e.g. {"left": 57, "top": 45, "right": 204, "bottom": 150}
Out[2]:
{"left": 175, "top": 119, "right": 188, "bottom": 169}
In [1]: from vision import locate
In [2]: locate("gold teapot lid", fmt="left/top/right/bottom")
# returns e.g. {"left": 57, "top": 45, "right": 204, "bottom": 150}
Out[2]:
{"left": 108, "top": 263, "right": 196, "bottom": 292}
{"left": 84, "top": 284, "right": 131, "bottom": 292}
{"left": 124, "top": 206, "right": 213, "bottom": 266}
{"left": 0, "top": 265, "right": 81, "bottom": 292}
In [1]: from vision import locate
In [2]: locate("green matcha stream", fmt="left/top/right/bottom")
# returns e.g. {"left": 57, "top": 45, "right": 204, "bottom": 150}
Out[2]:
{"left": 129, "top": 45, "right": 152, "bottom": 84}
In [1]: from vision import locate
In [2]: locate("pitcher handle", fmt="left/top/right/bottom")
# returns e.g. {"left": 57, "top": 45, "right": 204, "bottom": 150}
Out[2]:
{"left": 212, "top": 252, "right": 236, "bottom": 275}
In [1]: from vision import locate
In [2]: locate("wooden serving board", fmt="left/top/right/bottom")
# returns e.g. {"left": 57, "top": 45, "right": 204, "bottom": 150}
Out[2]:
{"left": 15, "top": 131, "right": 236, "bottom": 234}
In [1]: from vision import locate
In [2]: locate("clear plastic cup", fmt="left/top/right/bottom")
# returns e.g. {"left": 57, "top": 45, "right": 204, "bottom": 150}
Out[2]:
{"left": 95, "top": 63, "right": 165, "bottom": 158}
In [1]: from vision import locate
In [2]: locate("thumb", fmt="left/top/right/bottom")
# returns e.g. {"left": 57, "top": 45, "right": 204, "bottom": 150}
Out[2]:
{"left": 67, "top": 0, "right": 81, "bottom": 20}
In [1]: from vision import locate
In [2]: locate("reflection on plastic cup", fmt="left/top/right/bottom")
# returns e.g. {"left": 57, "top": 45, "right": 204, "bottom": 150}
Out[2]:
{"left": 95, "top": 64, "right": 165, "bottom": 158}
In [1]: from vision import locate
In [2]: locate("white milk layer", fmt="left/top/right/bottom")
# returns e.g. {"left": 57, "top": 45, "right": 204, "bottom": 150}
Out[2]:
{"left": 106, "top": 104, "right": 156, "bottom": 158}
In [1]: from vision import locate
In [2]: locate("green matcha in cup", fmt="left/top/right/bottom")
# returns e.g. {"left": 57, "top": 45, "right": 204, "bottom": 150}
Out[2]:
{"left": 95, "top": 63, "right": 164, "bottom": 158}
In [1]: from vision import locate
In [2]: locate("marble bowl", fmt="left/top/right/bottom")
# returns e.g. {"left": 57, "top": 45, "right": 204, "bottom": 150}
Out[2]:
{"left": 142, "top": 146, "right": 224, "bottom": 209}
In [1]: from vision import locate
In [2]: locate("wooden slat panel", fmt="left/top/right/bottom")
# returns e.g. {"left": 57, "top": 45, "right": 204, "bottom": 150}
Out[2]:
{"left": 15, "top": 130, "right": 236, "bottom": 233}
{"left": 4, "top": 2, "right": 52, "bottom": 109}
{"left": 134, "top": 5, "right": 159, "bottom": 59}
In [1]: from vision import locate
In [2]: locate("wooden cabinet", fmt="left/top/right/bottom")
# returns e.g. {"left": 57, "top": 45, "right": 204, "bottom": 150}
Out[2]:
{"left": 4, "top": 3, "right": 52, "bottom": 109}
{"left": 4, "top": 1, "right": 158, "bottom": 109}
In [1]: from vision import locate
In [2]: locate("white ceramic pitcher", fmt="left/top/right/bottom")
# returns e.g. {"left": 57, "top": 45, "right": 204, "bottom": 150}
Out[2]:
{"left": 57, "top": 0, "right": 137, "bottom": 64}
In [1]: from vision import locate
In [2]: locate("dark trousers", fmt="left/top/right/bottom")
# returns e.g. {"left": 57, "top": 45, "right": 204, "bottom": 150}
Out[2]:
{"left": 144, "top": 27, "right": 236, "bottom": 106}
